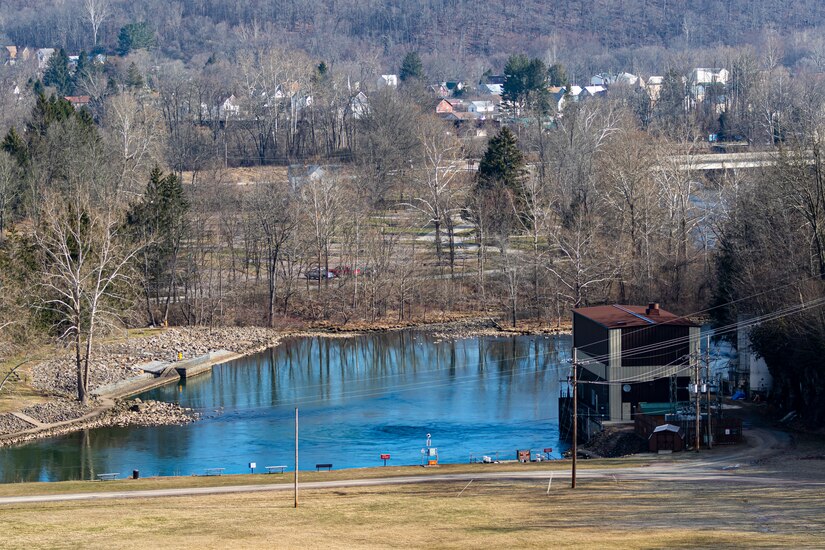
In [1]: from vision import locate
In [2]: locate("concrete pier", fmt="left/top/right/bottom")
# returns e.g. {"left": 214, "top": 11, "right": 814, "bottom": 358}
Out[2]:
{"left": 174, "top": 350, "right": 238, "bottom": 379}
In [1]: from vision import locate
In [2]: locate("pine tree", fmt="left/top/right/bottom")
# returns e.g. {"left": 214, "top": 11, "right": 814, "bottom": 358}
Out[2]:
{"left": 126, "top": 62, "right": 144, "bottom": 89}
{"left": 118, "top": 22, "right": 155, "bottom": 55}
{"left": 476, "top": 127, "right": 525, "bottom": 193}
{"left": 43, "top": 49, "right": 73, "bottom": 96}
{"left": 471, "top": 128, "right": 530, "bottom": 234}
{"left": 548, "top": 63, "right": 569, "bottom": 87}
{"left": 399, "top": 52, "right": 425, "bottom": 82}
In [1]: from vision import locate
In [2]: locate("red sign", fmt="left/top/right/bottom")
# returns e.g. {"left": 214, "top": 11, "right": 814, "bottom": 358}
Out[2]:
{"left": 543, "top": 448, "right": 553, "bottom": 453}
{"left": 380, "top": 454, "right": 391, "bottom": 460}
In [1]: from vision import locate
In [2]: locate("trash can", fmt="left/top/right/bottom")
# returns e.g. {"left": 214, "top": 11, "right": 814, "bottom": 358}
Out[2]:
{"left": 133, "top": 470, "right": 140, "bottom": 480}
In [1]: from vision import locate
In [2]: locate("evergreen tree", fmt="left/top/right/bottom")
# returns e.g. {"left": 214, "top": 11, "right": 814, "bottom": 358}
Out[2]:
{"left": 399, "top": 51, "right": 425, "bottom": 82}
{"left": 128, "top": 166, "right": 189, "bottom": 325}
{"left": 548, "top": 63, "right": 569, "bottom": 87}
{"left": 503, "top": 55, "right": 548, "bottom": 113}
{"left": 477, "top": 127, "right": 526, "bottom": 193}
{"left": 43, "top": 49, "right": 73, "bottom": 96}
{"left": 471, "top": 128, "right": 529, "bottom": 234}
{"left": 126, "top": 62, "right": 144, "bottom": 89}
{"left": 1, "top": 128, "right": 29, "bottom": 167}
{"left": 118, "top": 22, "right": 156, "bottom": 55}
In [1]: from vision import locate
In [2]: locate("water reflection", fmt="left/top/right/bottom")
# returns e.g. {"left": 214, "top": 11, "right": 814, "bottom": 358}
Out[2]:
{"left": 0, "top": 332, "right": 571, "bottom": 482}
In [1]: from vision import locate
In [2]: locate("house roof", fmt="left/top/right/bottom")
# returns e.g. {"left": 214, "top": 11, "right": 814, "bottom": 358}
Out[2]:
{"left": 651, "top": 424, "right": 682, "bottom": 435}
{"left": 65, "top": 95, "right": 91, "bottom": 104}
{"left": 573, "top": 304, "right": 698, "bottom": 328}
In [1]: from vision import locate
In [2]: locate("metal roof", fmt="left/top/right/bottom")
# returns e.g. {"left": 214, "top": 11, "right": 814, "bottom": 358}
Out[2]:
{"left": 651, "top": 424, "right": 682, "bottom": 434}
{"left": 572, "top": 304, "right": 699, "bottom": 329}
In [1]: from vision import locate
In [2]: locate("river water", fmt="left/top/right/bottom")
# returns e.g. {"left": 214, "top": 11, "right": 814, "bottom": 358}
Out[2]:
{"left": 0, "top": 332, "right": 571, "bottom": 482}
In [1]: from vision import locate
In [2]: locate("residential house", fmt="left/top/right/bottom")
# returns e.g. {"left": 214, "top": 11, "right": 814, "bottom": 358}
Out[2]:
{"left": 349, "top": 91, "right": 369, "bottom": 119}
{"left": 377, "top": 74, "right": 398, "bottom": 88}
{"left": 468, "top": 100, "right": 494, "bottom": 115}
{"left": 429, "top": 84, "right": 450, "bottom": 97}
{"left": 591, "top": 72, "right": 644, "bottom": 88}
{"left": 646, "top": 76, "right": 664, "bottom": 103}
{"left": 435, "top": 98, "right": 455, "bottom": 114}
{"left": 480, "top": 83, "right": 503, "bottom": 95}
{"left": 485, "top": 75, "right": 505, "bottom": 85}
{"left": 202, "top": 94, "right": 241, "bottom": 121}
{"left": 36, "top": 48, "right": 55, "bottom": 69}
{"left": 64, "top": 95, "right": 91, "bottom": 109}
{"left": 572, "top": 302, "right": 700, "bottom": 422}
{"left": 583, "top": 85, "right": 607, "bottom": 98}
{"left": 3, "top": 46, "right": 16, "bottom": 65}
{"left": 444, "top": 81, "right": 465, "bottom": 94}
{"left": 735, "top": 316, "right": 773, "bottom": 396}
{"left": 690, "top": 68, "right": 728, "bottom": 102}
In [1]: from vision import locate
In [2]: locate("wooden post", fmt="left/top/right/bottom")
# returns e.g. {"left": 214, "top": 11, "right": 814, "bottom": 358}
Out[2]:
{"left": 572, "top": 347, "right": 577, "bottom": 489}
{"left": 294, "top": 407, "right": 298, "bottom": 508}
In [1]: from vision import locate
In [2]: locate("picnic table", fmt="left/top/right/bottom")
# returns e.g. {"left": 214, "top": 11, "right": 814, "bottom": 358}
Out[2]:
{"left": 265, "top": 465, "right": 287, "bottom": 474}
{"left": 96, "top": 473, "right": 119, "bottom": 481}
{"left": 316, "top": 463, "right": 333, "bottom": 471}
{"left": 204, "top": 468, "right": 225, "bottom": 476}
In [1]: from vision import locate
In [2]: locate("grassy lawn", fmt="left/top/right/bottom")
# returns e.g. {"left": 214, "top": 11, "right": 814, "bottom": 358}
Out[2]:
{"left": 1, "top": 477, "right": 822, "bottom": 548}
{"left": 0, "top": 459, "right": 656, "bottom": 497}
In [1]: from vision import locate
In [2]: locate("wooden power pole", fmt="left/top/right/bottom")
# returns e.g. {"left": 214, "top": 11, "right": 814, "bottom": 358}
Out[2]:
{"left": 294, "top": 407, "right": 299, "bottom": 508}
{"left": 706, "top": 335, "right": 712, "bottom": 449}
{"left": 572, "top": 347, "right": 578, "bottom": 489}
{"left": 694, "top": 352, "right": 701, "bottom": 452}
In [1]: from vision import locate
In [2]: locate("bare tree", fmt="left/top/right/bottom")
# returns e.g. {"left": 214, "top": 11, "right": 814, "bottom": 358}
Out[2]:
{"left": 35, "top": 185, "right": 142, "bottom": 404}
{"left": 83, "top": 0, "right": 110, "bottom": 46}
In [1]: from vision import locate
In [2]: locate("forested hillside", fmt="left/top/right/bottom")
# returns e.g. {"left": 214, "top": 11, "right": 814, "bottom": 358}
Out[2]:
{"left": 4, "top": 0, "right": 825, "bottom": 75}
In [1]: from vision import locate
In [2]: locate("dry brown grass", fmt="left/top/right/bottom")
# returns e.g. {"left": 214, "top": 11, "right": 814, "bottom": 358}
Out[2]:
{"left": 1, "top": 478, "right": 822, "bottom": 549}
{"left": 0, "top": 459, "right": 654, "bottom": 497}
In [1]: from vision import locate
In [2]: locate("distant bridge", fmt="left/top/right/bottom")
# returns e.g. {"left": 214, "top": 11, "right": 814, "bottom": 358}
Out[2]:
{"left": 665, "top": 150, "right": 815, "bottom": 172}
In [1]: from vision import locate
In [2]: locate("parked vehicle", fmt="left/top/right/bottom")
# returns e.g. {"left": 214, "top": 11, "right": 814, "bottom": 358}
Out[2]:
{"left": 331, "top": 266, "right": 375, "bottom": 277}
{"left": 305, "top": 267, "right": 336, "bottom": 280}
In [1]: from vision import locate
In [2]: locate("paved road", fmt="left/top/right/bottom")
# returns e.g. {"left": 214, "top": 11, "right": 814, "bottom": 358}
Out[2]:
{"left": 1, "top": 425, "right": 819, "bottom": 506}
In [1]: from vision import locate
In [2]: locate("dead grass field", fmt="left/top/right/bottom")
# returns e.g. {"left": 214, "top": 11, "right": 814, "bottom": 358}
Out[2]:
{"left": 1, "top": 477, "right": 822, "bottom": 549}
{"left": 0, "top": 459, "right": 656, "bottom": 498}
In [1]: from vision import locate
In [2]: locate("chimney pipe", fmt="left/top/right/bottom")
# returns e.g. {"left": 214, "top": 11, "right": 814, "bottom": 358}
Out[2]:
{"left": 646, "top": 302, "right": 660, "bottom": 315}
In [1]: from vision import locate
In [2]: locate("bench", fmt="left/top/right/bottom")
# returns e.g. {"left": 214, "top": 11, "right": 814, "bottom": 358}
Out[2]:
{"left": 96, "top": 473, "right": 119, "bottom": 481}
{"left": 265, "top": 465, "right": 287, "bottom": 474}
{"left": 315, "top": 463, "right": 333, "bottom": 471}
{"left": 204, "top": 468, "right": 225, "bottom": 476}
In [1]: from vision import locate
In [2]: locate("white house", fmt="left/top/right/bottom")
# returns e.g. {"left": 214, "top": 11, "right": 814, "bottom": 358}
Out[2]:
{"left": 691, "top": 68, "right": 728, "bottom": 102}
{"left": 377, "top": 74, "right": 398, "bottom": 88}
{"left": 36, "top": 48, "right": 55, "bottom": 69}
{"left": 202, "top": 94, "right": 241, "bottom": 121}
{"left": 481, "top": 83, "right": 503, "bottom": 95}
{"left": 349, "top": 91, "right": 369, "bottom": 119}
{"left": 468, "top": 100, "right": 494, "bottom": 114}
{"left": 646, "top": 76, "right": 664, "bottom": 102}
{"left": 736, "top": 318, "right": 773, "bottom": 395}
{"left": 583, "top": 85, "right": 606, "bottom": 98}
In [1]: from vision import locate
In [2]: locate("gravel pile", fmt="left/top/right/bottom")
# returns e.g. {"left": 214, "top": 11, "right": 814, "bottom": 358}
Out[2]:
{"left": 29, "top": 327, "right": 283, "bottom": 396}
{"left": 106, "top": 398, "right": 200, "bottom": 427}
{"left": 583, "top": 427, "right": 648, "bottom": 458}
{"left": 21, "top": 399, "right": 91, "bottom": 424}
{"left": 0, "top": 413, "right": 34, "bottom": 435}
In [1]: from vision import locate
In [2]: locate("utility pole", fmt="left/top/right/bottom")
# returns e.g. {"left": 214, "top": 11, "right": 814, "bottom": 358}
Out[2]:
{"left": 706, "top": 335, "right": 712, "bottom": 449}
{"left": 571, "top": 347, "right": 578, "bottom": 489}
{"left": 294, "top": 407, "right": 299, "bottom": 509}
{"left": 694, "top": 350, "right": 701, "bottom": 452}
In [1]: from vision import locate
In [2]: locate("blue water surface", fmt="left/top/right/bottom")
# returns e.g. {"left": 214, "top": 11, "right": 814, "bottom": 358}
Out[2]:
{"left": 0, "top": 331, "right": 572, "bottom": 482}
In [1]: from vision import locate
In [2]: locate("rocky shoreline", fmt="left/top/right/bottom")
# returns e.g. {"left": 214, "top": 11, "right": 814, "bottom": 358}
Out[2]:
{"left": 0, "top": 398, "right": 199, "bottom": 448}
{"left": 30, "top": 327, "right": 284, "bottom": 397}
